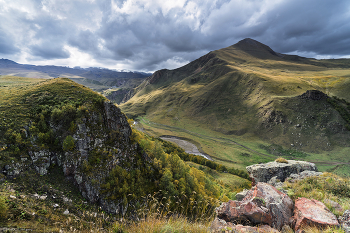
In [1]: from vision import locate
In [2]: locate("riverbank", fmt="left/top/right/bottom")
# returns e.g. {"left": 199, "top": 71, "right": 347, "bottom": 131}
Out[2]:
{"left": 160, "top": 135, "right": 213, "bottom": 161}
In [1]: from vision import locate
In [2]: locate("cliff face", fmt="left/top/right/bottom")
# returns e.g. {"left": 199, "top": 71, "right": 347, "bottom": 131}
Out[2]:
{"left": 61, "top": 101, "right": 144, "bottom": 213}
{"left": 2, "top": 100, "right": 150, "bottom": 213}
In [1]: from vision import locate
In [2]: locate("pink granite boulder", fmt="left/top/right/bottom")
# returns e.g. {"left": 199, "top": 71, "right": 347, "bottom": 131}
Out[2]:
{"left": 293, "top": 198, "right": 339, "bottom": 231}
{"left": 216, "top": 182, "right": 293, "bottom": 230}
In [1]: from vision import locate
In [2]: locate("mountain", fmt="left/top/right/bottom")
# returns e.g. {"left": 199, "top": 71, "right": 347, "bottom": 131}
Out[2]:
{"left": 120, "top": 38, "right": 350, "bottom": 175}
{"left": 0, "top": 58, "right": 149, "bottom": 102}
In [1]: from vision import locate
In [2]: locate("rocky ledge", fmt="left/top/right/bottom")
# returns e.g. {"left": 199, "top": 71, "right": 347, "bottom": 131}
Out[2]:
{"left": 246, "top": 160, "right": 318, "bottom": 186}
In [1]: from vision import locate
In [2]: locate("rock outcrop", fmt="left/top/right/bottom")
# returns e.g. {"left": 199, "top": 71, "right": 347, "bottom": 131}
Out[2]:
{"left": 59, "top": 101, "right": 149, "bottom": 213}
{"left": 299, "top": 90, "right": 328, "bottom": 100}
{"left": 246, "top": 160, "right": 318, "bottom": 186}
{"left": 293, "top": 198, "right": 339, "bottom": 231}
{"left": 216, "top": 182, "right": 293, "bottom": 230}
{"left": 212, "top": 160, "right": 349, "bottom": 233}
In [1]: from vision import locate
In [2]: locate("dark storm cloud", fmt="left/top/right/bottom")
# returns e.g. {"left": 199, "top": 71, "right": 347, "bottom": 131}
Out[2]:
{"left": 30, "top": 42, "right": 70, "bottom": 59}
{"left": 0, "top": 31, "right": 19, "bottom": 54}
{"left": 0, "top": 0, "right": 349, "bottom": 71}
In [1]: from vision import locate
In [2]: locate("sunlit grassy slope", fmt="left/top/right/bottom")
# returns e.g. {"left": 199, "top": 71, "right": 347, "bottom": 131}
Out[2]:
{"left": 0, "top": 75, "right": 105, "bottom": 132}
{"left": 120, "top": 38, "right": 350, "bottom": 176}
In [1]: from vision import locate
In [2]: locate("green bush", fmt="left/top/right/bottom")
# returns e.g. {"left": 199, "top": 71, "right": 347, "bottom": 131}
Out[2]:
{"left": 63, "top": 135, "right": 75, "bottom": 151}
{"left": 0, "top": 195, "right": 8, "bottom": 220}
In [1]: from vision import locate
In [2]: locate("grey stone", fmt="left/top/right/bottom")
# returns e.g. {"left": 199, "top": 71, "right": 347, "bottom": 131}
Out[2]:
{"left": 287, "top": 170, "right": 323, "bottom": 183}
{"left": 246, "top": 160, "right": 318, "bottom": 185}
{"left": 235, "top": 189, "right": 249, "bottom": 201}
{"left": 340, "top": 210, "right": 350, "bottom": 233}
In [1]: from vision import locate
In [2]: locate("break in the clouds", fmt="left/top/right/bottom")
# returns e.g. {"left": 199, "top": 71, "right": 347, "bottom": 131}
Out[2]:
{"left": 0, "top": 0, "right": 349, "bottom": 72}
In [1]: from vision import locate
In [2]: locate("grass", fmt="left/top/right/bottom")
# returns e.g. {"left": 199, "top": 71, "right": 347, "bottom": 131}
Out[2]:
{"left": 275, "top": 157, "right": 288, "bottom": 163}
{"left": 0, "top": 167, "right": 112, "bottom": 232}
{"left": 116, "top": 216, "right": 210, "bottom": 233}
{"left": 0, "top": 76, "right": 105, "bottom": 131}
{"left": 284, "top": 172, "right": 350, "bottom": 217}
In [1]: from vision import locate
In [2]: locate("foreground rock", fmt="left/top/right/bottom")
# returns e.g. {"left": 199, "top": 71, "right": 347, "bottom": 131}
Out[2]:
{"left": 216, "top": 182, "right": 293, "bottom": 230}
{"left": 293, "top": 198, "right": 339, "bottom": 231}
{"left": 340, "top": 210, "right": 350, "bottom": 233}
{"left": 246, "top": 160, "right": 318, "bottom": 185}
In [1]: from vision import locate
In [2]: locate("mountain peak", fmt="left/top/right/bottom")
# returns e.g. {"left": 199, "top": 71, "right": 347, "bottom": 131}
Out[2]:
{"left": 232, "top": 38, "right": 280, "bottom": 58}
{"left": 0, "top": 58, "right": 18, "bottom": 64}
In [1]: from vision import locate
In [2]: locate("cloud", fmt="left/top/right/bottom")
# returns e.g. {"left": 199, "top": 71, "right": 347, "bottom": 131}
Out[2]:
{"left": 30, "top": 42, "right": 70, "bottom": 59}
{"left": 0, "top": 0, "right": 349, "bottom": 71}
{"left": 0, "top": 31, "right": 19, "bottom": 55}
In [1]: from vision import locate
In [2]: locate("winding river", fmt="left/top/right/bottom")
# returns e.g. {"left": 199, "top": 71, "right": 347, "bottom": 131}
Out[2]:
{"left": 160, "top": 135, "right": 212, "bottom": 161}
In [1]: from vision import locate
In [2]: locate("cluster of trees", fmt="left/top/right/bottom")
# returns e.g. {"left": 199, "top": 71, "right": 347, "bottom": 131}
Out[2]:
{"left": 100, "top": 129, "right": 238, "bottom": 216}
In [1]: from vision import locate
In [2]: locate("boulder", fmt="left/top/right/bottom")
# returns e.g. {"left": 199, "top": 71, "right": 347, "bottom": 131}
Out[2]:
{"left": 339, "top": 210, "right": 350, "bottom": 233}
{"left": 246, "top": 160, "right": 317, "bottom": 186}
{"left": 235, "top": 189, "right": 249, "bottom": 201}
{"left": 216, "top": 182, "right": 293, "bottom": 230}
{"left": 323, "top": 199, "right": 343, "bottom": 213}
{"left": 287, "top": 170, "right": 323, "bottom": 183}
{"left": 293, "top": 198, "right": 339, "bottom": 231}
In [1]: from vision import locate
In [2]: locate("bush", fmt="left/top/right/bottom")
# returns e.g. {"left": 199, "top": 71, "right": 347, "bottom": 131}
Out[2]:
{"left": 63, "top": 135, "right": 75, "bottom": 151}
{"left": 275, "top": 157, "right": 288, "bottom": 163}
{"left": 0, "top": 195, "right": 8, "bottom": 220}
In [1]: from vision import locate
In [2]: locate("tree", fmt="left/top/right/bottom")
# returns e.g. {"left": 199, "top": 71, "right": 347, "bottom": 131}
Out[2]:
{"left": 160, "top": 168, "right": 176, "bottom": 196}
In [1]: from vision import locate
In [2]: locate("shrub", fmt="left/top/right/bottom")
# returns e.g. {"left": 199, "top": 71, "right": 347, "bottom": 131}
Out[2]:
{"left": 0, "top": 195, "right": 8, "bottom": 220}
{"left": 63, "top": 135, "right": 75, "bottom": 151}
{"left": 275, "top": 157, "right": 288, "bottom": 163}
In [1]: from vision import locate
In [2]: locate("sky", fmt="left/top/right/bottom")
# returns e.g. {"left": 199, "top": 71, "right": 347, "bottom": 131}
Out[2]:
{"left": 0, "top": 0, "right": 350, "bottom": 73}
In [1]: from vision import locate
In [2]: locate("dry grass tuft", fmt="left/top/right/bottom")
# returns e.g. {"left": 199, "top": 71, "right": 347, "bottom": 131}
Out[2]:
{"left": 275, "top": 157, "right": 288, "bottom": 163}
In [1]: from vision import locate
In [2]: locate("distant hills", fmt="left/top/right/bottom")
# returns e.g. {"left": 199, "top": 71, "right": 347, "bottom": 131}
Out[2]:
{"left": 120, "top": 38, "right": 350, "bottom": 175}
{"left": 0, "top": 58, "right": 150, "bottom": 103}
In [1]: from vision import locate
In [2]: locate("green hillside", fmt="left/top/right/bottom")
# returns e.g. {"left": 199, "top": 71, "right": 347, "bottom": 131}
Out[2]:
{"left": 120, "top": 38, "right": 350, "bottom": 176}
{"left": 0, "top": 75, "right": 251, "bottom": 231}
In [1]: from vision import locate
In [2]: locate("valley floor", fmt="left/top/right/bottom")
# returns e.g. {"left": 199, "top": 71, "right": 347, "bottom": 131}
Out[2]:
{"left": 135, "top": 117, "right": 350, "bottom": 177}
